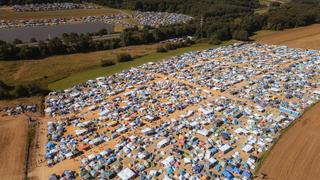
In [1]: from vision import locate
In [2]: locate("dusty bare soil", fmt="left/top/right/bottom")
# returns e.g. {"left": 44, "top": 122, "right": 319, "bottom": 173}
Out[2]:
{"left": 255, "top": 24, "right": 320, "bottom": 180}
{"left": 258, "top": 103, "right": 320, "bottom": 180}
{"left": 0, "top": 115, "right": 28, "bottom": 180}
{"left": 253, "top": 24, "right": 320, "bottom": 50}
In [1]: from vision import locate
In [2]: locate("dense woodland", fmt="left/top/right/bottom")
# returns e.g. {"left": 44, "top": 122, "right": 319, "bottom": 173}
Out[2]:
{"left": 0, "top": 0, "right": 320, "bottom": 60}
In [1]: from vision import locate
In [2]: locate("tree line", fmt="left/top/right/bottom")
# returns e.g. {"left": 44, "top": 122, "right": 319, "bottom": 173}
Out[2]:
{"left": 0, "top": 80, "right": 48, "bottom": 100}
{"left": 0, "top": 23, "right": 195, "bottom": 60}
{"left": 0, "top": 0, "right": 319, "bottom": 60}
{"left": 0, "top": 33, "right": 122, "bottom": 60}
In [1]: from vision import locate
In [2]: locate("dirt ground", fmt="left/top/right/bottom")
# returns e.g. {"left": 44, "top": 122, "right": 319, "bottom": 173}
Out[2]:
{"left": 253, "top": 24, "right": 320, "bottom": 50}
{"left": 0, "top": 115, "right": 28, "bottom": 180}
{"left": 257, "top": 103, "right": 320, "bottom": 180}
{"left": 255, "top": 24, "right": 320, "bottom": 179}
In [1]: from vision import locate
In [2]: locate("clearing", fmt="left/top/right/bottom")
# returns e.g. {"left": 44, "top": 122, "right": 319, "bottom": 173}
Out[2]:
{"left": 252, "top": 24, "right": 320, "bottom": 50}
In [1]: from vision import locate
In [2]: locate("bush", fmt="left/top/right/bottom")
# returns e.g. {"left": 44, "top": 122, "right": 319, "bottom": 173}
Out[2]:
{"left": 13, "top": 39, "right": 23, "bottom": 44}
{"left": 232, "top": 30, "right": 249, "bottom": 41}
{"left": 165, "top": 43, "right": 178, "bottom": 50}
{"left": 11, "top": 85, "right": 29, "bottom": 98}
{"left": 209, "top": 36, "right": 222, "bottom": 45}
{"left": 117, "top": 53, "right": 133, "bottom": 62}
{"left": 101, "top": 59, "right": 116, "bottom": 67}
{"left": 157, "top": 46, "right": 168, "bottom": 53}
{"left": 30, "top": 38, "right": 37, "bottom": 43}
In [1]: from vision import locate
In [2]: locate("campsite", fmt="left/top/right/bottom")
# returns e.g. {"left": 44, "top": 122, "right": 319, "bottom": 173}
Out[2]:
{"left": 1, "top": 1, "right": 320, "bottom": 180}
{"left": 24, "top": 42, "right": 320, "bottom": 179}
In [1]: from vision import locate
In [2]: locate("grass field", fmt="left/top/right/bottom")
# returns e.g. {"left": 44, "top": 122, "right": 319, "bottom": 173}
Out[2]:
{"left": 0, "top": 42, "right": 232, "bottom": 91}
{"left": 48, "top": 42, "right": 232, "bottom": 90}
{"left": 0, "top": 6, "right": 123, "bottom": 20}
{"left": 0, "top": 44, "right": 160, "bottom": 87}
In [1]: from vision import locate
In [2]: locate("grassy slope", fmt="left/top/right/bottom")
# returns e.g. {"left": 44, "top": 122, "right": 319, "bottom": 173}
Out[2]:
{"left": 49, "top": 42, "right": 233, "bottom": 90}
{"left": 0, "top": 44, "right": 160, "bottom": 87}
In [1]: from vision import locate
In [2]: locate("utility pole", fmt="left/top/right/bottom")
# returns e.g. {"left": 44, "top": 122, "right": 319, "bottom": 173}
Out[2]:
{"left": 200, "top": 15, "right": 204, "bottom": 39}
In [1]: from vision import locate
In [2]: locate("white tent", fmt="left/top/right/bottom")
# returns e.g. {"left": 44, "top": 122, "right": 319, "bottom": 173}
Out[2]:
{"left": 118, "top": 168, "right": 136, "bottom": 180}
{"left": 157, "top": 138, "right": 170, "bottom": 149}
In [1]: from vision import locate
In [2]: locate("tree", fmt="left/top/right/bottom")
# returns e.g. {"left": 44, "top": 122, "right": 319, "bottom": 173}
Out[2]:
{"left": 30, "top": 38, "right": 37, "bottom": 43}
{"left": 232, "top": 30, "right": 249, "bottom": 41}
{"left": 11, "top": 85, "right": 29, "bottom": 98}
{"left": 98, "top": 28, "right": 109, "bottom": 36}
{"left": 117, "top": 53, "right": 133, "bottom": 62}
{"left": 101, "top": 59, "right": 116, "bottom": 67}
{"left": 13, "top": 39, "right": 23, "bottom": 44}
{"left": 157, "top": 46, "right": 168, "bottom": 53}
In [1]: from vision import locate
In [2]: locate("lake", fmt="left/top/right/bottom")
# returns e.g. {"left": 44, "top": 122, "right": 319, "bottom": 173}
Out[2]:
{"left": 0, "top": 22, "right": 114, "bottom": 42}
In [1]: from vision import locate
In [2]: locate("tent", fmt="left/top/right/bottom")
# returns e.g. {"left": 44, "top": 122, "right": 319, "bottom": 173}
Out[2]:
{"left": 118, "top": 168, "right": 136, "bottom": 180}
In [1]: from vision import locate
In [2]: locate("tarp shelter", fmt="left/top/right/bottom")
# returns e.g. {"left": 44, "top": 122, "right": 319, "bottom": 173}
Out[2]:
{"left": 242, "top": 144, "right": 253, "bottom": 153}
{"left": 162, "top": 156, "right": 175, "bottom": 167}
{"left": 220, "top": 144, "right": 232, "bottom": 154}
{"left": 157, "top": 138, "right": 170, "bottom": 149}
{"left": 118, "top": 168, "right": 136, "bottom": 180}
{"left": 99, "top": 109, "right": 110, "bottom": 116}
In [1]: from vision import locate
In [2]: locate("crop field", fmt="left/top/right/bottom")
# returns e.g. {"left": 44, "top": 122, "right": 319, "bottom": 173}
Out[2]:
{"left": 252, "top": 24, "right": 320, "bottom": 50}
{"left": 253, "top": 24, "right": 320, "bottom": 179}
{"left": 0, "top": 115, "right": 28, "bottom": 180}
{"left": 257, "top": 103, "right": 320, "bottom": 180}
{"left": 0, "top": 6, "right": 124, "bottom": 20}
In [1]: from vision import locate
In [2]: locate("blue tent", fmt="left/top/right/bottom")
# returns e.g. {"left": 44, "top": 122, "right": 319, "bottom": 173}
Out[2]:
{"left": 192, "top": 164, "right": 204, "bottom": 174}
{"left": 233, "top": 167, "right": 242, "bottom": 174}
{"left": 167, "top": 166, "right": 174, "bottom": 174}
{"left": 46, "top": 142, "right": 55, "bottom": 149}
{"left": 210, "top": 147, "right": 219, "bottom": 155}
{"left": 242, "top": 171, "right": 252, "bottom": 178}
{"left": 222, "top": 170, "right": 234, "bottom": 179}
{"left": 180, "top": 169, "right": 186, "bottom": 176}
{"left": 226, "top": 166, "right": 234, "bottom": 173}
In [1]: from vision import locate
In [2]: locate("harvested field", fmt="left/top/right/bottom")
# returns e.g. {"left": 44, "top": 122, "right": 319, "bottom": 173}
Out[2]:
{"left": 254, "top": 23, "right": 320, "bottom": 179}
{"left": 0, "top": 115, "right": 28, "bottom": 180}
{"left": 257, "top": 103, "right": 320, "bottom": 180}
{"left": 252, "top": 24, "right": 320, "bottom": 50}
